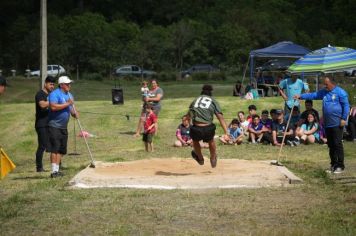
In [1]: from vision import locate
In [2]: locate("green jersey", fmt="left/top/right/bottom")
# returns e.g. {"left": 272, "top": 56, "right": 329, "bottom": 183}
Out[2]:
{"left": 189, "top": 95, "right": 223, "bottom": 124}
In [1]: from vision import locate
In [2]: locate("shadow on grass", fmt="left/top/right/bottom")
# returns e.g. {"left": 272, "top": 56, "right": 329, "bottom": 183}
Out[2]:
{"left": 12, "top": 176, "right": 48, "bottom": 180}
{"left": 119, "top": 131, "right": 136, "bottom": 135}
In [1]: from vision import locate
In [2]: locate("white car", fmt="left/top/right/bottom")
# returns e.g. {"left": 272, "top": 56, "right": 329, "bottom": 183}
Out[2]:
{"left": 344, "top": 68, "right": 356, "bottom": 76}
{"left": 30, "top": 65, "right": 66, "bottom": 77}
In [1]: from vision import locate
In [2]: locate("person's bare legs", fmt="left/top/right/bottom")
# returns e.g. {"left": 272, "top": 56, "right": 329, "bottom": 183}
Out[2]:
{"left": 144, "top": 142, "right": 149, "bottom": 152}
{"left": 208, "top": 139, "right": 217, "bottom": 168}
{"left": 150, "top": 142, "right": 154, "bottom": 152}
{"left": 134, "top": 115, "right": 145, "bottom": 137}
{"left": 192, "top": 140, "right": 204, "bottom": 162}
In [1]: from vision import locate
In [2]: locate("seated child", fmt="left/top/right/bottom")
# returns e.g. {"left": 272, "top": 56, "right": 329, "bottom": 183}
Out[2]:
{"left": 237, "top": 111, "right": 250, "bottom": 136}
{"left": 174, "top": 115, "right": 193, "bottom": 147}
{"left": 247, "top": 104, "right": 257, "bottom": 123}
{"left": 297, "top": 112, "right": 319, "bottom": 144}
{"left": 220, "top": 119, "right": 243, "bottom": 145}
{"left": 260, "top": 110, "right": 273, "bottom": 144}
{"left": 248, "top": 115, "right": 264, "bottom": 143}
{"left": 272, "top": 109, "right": 296, "bottom": 146}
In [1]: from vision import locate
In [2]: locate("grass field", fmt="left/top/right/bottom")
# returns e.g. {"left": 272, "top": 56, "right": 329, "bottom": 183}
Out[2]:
{"left": 0, "top": 77, "right": 355, "bottom": 235}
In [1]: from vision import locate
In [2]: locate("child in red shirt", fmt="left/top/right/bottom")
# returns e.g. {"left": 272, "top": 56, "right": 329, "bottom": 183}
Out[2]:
{"left": 143, "top": 103, "right": 157, "bottom": 152}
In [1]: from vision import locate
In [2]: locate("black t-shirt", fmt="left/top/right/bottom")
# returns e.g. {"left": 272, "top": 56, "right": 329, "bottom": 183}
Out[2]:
{"left": 35, "top": 90, "right": 49, "bottom": 128}
{"left": 272, "top": 121, "right": 290, "bottom": 137}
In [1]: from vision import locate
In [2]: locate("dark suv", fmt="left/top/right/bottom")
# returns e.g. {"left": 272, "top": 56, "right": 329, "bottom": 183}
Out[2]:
{"left": 181, "top": 64, "right": 219, "bottom": 78}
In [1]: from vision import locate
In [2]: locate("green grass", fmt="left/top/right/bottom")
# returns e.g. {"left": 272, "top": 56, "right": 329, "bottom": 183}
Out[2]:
{"left": 0, "top": 78, "right": 355, "bottom": 235}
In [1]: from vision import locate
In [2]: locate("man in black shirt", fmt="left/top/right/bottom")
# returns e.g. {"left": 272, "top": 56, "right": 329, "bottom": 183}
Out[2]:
{"left": 35, "top": 76, "right": 56, "bottom": 172}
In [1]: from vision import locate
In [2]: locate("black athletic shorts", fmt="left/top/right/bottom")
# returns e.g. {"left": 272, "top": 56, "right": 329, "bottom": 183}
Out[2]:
{"left": 190, "top": 124, "right": 216, "bottom": 142}
{"left": 47, "top": 126, "right": 68, "bottom": 155}
{"left": 142, "top": 133, "right": 154, "bottom": 143}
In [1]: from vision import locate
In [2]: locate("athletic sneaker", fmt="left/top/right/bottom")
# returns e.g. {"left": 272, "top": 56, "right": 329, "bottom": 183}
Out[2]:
{"left": 325, "top": 166, "right": 336, "bottom": 174}
{"left": 287, "top": 140, "right": 294, "bottom": 146}
{"left": 333, "top": 167, "right": 344, "bottom": 174}
{"left": 50, "top": 171, "right": 64, "bottom": 178}
{"left": 191, "top": 150, "right": 204, "bottom": 165}
{"left": 292, "top": 139, "right": 300, "bottom": 146}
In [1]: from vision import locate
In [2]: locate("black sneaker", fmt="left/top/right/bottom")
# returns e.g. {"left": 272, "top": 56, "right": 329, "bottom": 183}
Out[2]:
{"left": 36, "top": 168, "right": 47, "bottom": 172}
{"left": 50, "top": 171, "right": 64, "bottom": 178}
{"left": 191, "top": 150, "right": 204, "bottom": 165}
{"left": 325, "top": 166, "right": 335, "bottom": 174}
{"left": 333, "top": 167, "right": 344, "bottom": 174}
{"left": 287, "top": 140, "right": 294, "bottom": 146}
{"left": 50, "top": 172, "right": 58, "bottom": 178}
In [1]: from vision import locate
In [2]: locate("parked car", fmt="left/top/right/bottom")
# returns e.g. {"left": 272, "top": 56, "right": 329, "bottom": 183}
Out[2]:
{"left": 344, "top": 68, "right": 356, "bottom": 76}
{"left": 256, "top": 58, "right": 295, "bottom": 72}
{"left": 113, "top": 65, "right": 156, "bottom": 77}
{"left": 30, "top": 65, "right": 66, "bottom": 77}
{"left": 181, "top": 64, "right": 219, "bottom": 78}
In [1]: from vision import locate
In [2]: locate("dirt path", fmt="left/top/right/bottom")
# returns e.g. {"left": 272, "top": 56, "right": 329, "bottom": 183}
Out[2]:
{"left": 69, "top": 158, "right": 299, "bottom": 189}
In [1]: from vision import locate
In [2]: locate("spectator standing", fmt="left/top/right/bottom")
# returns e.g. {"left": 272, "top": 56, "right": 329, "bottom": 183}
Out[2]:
{"left": 295, "top": 76, "right": 350, "bottom": 174}
{"left": 142, "top": 103, "right": 157, "bottom": 152}
{"left": 134, "top": 80, "right": 163, "bottom": 136}
{"left": 188, "top": 85, "right": 228, "bottom": 168}
{"left": 47, "top": 76, "right": 78, "bottom": 178}
{"left": 347, "top": 106, "right": 356, "bottom": 141}
{"left": 34, "top": 76, "right": 56, "bottom": 172}
{"left": 279, "top": 73, "right": 309, "bottom": 114}
{"left": 0, "top": 76, "right": 8, "bottom": 95}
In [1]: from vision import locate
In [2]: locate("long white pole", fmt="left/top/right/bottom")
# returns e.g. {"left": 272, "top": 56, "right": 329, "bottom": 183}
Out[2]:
{"left": 40, "top": 0, "right": 47, "bottom": 89}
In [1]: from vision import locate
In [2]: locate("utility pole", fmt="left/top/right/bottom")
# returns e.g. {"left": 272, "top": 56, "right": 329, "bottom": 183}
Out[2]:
{"left": 40, "top": 0, "right": 47, "bottom": 88}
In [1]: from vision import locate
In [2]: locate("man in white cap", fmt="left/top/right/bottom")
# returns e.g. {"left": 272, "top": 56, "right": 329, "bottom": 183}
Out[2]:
{"left": 47, "top": 76, "right": 78, "bottom": 178}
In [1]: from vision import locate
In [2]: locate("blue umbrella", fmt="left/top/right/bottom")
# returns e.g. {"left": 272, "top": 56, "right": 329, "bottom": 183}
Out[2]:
{"left": 288, "top": 46, "right": 356, "bottom": 73}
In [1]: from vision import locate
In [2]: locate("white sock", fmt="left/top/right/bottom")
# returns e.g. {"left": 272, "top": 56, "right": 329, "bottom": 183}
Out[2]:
{"left": 51, "top": 163, "right": 57, "bottom": 173}
{"left": 295, "top": 136, "right": 300, "bottom": 140}
{"left": 55, "top": 164, "right": 60, "bottom": 172}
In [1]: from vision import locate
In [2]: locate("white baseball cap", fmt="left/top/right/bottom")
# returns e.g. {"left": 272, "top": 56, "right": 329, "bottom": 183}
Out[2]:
{"left": 58, "top": 76, "right": 73, "bottom": 84}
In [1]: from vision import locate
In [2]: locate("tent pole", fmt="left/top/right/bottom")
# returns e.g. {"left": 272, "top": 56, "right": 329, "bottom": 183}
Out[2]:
{"left": 241, "top": 56, "right": 250, "bottom": 86}
{"left": 249, "top": 55, "right": 254, "bottom": 85}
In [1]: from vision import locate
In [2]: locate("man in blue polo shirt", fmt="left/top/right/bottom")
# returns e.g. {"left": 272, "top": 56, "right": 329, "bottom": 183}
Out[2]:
{"left": 295, "top": 76, "right": 350, "bottom": 174}
{"left": 47, "top": 76, "right": 78, "bottom": 178}
{"left": 279, "top": 73, "right": 309, "bottom": 114}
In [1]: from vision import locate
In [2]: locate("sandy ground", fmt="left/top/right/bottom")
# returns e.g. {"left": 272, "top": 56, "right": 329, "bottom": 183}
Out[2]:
{"left": 69, "top": 158, "right": 301, "bottom": 189}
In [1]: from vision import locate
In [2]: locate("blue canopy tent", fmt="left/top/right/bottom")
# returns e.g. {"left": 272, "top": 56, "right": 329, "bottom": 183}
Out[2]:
{"left": 246, "top": 41, "right": 310, "bottom": 83}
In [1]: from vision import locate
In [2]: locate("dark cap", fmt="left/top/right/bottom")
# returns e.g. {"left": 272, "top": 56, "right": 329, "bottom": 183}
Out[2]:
{"left": 275, "top": 109, "right": 284, "bottom": 114}
{"left": 0, "top": 76, "right": 8, "bottom": 86}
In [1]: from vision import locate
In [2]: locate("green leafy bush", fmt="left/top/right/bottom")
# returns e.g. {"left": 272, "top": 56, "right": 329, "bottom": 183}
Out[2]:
{"left": 191, "top": 72, "right": 226, "bottom": 81}
{"left": 155, "top": 72, "right": 176, "bottom": 81}
{"left": 82, "top": 72, "right": 103, "bottom": 81}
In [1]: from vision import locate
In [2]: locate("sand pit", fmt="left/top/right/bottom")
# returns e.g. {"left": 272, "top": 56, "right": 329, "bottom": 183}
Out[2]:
{"left": 69, "top": 158, "right": 302, "bottom": 189}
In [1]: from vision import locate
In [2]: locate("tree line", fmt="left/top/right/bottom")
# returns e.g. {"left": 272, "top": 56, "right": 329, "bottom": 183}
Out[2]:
{"left": 0, "top": 0, "right": 355, "bottom": 76}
